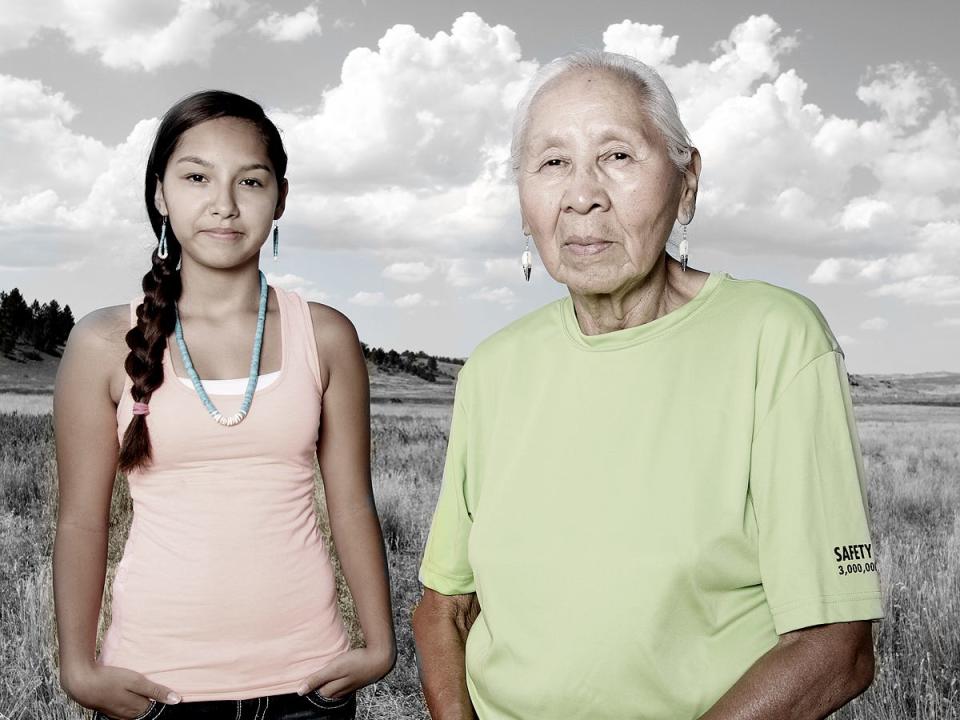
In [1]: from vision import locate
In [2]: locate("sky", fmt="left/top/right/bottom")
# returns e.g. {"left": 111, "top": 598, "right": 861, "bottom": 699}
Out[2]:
{"left": 1, "top": 0, "right": 958, "bottom": 374}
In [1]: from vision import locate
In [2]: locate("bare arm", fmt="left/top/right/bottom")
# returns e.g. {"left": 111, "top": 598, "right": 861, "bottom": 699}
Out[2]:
{"left": 53, "top": 308, "right": 178, "bottom": 716}
{"left": 412, "top": 588, "right": 481, "bottom": 720}
{"left": 700, "top": 620, "right": 875, "bottom": 720}
{"left": 299, "top": 304, "right": 396, "bottom": 697}
{"left": 53, "top": 310, "right": 118, "bottom": 688}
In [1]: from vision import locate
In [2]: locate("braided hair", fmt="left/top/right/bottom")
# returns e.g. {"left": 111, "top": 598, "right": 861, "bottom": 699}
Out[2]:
{"left": 118, "top": 90, "right": 288, "bottom": 472}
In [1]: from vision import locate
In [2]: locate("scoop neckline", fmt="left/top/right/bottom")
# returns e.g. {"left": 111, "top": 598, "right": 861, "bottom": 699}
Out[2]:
{"left": 559, "top": 271, "right": 727, "bottom": 351}
{"left": 163, "top": 286, "right": 287, "bottom": 397}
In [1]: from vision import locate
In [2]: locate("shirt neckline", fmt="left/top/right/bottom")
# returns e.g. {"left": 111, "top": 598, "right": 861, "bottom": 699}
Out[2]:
{"left": 559, "top": 271, "right": 727, "bottom": 351}
{"left": 163, "top": 285, "right": 288, "bottom": 397}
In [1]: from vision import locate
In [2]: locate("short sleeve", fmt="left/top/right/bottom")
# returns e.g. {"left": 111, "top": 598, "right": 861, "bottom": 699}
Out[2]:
{"left": 750, "top": 350, "right": 884, "bottom": 634}
{"left": 418, "top": 373, "right": 476, "bottom": 595}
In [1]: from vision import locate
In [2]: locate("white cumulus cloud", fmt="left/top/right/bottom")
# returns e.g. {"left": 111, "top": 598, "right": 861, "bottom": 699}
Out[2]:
{"left": 382, "top": 261, "right": 433, "bottom": 283}
{"left": 254, "top": 4, "right": 322, "bottom": 43}
{"left": 0, "top": 75, "right": 109, "bottom": 207}
{"left": 394, "top": 293, "right": 423, "bottom": 308}
{"left": 349, "top": 291, "right": 386, "bottom": 306}
{"left": 602, "top": 21, "right": 678, "bottom": 67}
{"left": 267, "top": 272, "right": 330, "bottom": 303}
{"left": 471, "top": 286, "right": 515, "bottom": 305}
{"left": 270, "top": 12, "right": 534, "bottom": 253}
{"left": 0, "top": 0, "right": 242, "bottom": 71}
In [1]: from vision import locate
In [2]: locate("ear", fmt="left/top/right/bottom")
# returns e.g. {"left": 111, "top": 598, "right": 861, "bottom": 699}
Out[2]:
{"left": 274, "top": 178, "right": 289, "bottom": 221}
{"left": 521, "top": 214, "right": 531, "bottom": 237}
{"left": 677, "top": 147, "right": 701, "bottom": 226}
{"left": 154, "top": 177, "right": 168, "bottom": 217}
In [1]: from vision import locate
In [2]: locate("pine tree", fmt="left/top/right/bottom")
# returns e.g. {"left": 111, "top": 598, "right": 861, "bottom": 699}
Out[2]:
{"left": 27, "top": 299, "right": 41, "bottom": 346}
{"left": 0, "top": 290, "right": 14, "bottom": 354}
{"left": 32, "top": 301, "right": 61, "bottom": 354}
{"left": 7, "top": 288, "right": 30, "bottom": 332}
{"left": 57, "top": 304, "right": 75, "bottom": 345}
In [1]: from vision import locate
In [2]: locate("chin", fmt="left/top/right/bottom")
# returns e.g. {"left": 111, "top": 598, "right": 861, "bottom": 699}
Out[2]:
{"left": 556, "top": 267, "right": 626, "bottom": 297}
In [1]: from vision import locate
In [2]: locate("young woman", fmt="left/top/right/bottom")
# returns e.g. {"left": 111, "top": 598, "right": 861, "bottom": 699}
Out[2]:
{"left": 52, "top": 91, "right": 396, "bottom": 720}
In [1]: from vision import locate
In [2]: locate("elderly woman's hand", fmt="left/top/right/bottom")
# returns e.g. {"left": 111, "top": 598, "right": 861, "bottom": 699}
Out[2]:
{"left": 699, "top": 621, "right": 875, "bottom": 720}
{"left": 412, "top": 589, "right": 481, "bottom": 720}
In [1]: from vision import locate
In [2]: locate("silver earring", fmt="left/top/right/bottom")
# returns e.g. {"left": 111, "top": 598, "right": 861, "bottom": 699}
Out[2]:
{"left": 272, "top": 221, "right": 279, "bottom": 260}
{"left": 521, "top": 236, "right": 532, "bottom": 282}
{"left": 157, "top": 216, "right": 169, "bottom": 259}
{"left": 679, "top": 224, "right": 689, "bottom": 272}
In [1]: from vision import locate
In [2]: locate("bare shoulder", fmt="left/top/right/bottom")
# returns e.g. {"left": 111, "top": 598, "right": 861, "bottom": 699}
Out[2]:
{"left": 307, "top": 301, "right": 361, "bottom": 354}
{"left": 306, "top": 301, "right": 365, "bottom": 393}
{"left": 66, "top": 304, "right": 130, "bottom": 356}
{"left": 57, "top": 304, "right": 132, "bottom": 401}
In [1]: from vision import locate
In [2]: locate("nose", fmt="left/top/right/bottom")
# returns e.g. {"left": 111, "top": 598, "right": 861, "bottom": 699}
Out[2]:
{"left": 209, "top": 182, "right": 238, "bottom": 219}
{"left": 562, "top": 165, "right": 610, "bottom": 214}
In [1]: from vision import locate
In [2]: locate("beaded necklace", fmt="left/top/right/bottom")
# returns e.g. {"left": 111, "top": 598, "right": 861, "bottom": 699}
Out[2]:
{"left": 173, "top": 270, "right": 268, "bottom": 426}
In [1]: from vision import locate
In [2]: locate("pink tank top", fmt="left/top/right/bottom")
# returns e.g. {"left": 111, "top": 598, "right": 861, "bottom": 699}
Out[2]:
{"left": 99, "top": 286, "right": 351, "bottom": 701}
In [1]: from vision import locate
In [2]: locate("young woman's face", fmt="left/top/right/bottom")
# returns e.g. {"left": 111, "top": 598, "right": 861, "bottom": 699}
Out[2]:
{"left": 155, "top": 116, "right": 286, "bottom": 270}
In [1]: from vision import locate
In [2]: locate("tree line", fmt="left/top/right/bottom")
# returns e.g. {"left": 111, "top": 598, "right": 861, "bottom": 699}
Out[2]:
{"left": 360, "top": 343, "right": 462, "bottom": 383}
{"left": 0, "top": 288, "right": 75, "bottom": 358}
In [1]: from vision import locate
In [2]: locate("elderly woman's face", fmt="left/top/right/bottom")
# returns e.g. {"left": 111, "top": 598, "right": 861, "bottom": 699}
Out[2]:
{"left": 518, "top": 71, "right": 694, "bottom": 296}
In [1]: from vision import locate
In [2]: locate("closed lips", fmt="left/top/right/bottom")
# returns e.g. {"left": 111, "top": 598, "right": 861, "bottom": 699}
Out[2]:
{"left": 563, "top": 236, "right": 612, "bottom": 255}
{"left": 201, "top": 228, "right": 243, "bottom": 240}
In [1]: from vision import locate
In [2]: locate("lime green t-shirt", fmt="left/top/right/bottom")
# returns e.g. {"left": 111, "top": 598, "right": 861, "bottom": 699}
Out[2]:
{"left": 418, "top": 271, "right": 884, "bottom": 720}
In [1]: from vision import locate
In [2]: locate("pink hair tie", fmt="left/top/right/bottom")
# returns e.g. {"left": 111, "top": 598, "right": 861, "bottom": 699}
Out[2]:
{"left": 132, "top": 402, "right": 151, "bottom": 416}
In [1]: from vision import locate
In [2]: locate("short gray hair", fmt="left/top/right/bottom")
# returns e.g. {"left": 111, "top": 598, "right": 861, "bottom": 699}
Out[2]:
{"left": 510, "top": 50, "right": 694, "bottom": 177}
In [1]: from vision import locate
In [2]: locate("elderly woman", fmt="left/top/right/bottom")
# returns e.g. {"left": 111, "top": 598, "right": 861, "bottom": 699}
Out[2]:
{"left": 412, "top": 50, "right": 883, "bottom": 720}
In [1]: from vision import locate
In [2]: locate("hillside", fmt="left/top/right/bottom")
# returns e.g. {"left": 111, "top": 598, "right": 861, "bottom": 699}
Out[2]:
{"left": 0, "top": 342, "right": 61, "bottom": 393}
{"left": 849, "top": 372, "right": 960, "bottom": 406}
{"left": 368, "top": 361, "right": 459, "bottom": 404}
{"left": 0, "top": 339, "right": 463, "bottom": 404}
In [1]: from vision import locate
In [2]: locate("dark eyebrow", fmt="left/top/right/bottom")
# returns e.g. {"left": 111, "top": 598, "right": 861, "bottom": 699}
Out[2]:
{"left": 175, "top": 157, "right": 272, "bottom": 174}
{"left": 176, "top": 155, "right": 213, "bottom": 167}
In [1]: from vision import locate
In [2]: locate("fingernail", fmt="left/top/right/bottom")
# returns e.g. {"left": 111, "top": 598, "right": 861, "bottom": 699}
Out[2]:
{"left": 166, "top": 692, "right": 181, "bottom": 704}
{"left": 297, "top": 685, "right": 308, "bottom": 696}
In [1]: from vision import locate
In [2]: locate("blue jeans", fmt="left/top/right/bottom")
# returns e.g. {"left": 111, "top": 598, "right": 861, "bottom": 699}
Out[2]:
{"left": 91, "top": 690, "right": 357, "bottom": 720}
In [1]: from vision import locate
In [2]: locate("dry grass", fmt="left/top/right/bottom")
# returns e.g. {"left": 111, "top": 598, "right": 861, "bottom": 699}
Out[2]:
{"left": 834, "top": 406, "right": 960, "bottom": 719}
{"left": 1, "top": 402, "right": 956, "bottom": 719}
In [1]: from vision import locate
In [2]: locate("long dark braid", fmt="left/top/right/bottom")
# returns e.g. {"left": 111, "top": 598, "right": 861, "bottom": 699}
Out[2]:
{"left": 117, "top": 239, "right": 182, "bottom": 473}
{"left": 117, "top": 90, "right": 287, "bottom": 472}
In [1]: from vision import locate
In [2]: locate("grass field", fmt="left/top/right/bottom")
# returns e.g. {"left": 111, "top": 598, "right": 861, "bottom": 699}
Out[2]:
{"left": 1, "top": 400, "right": 957, "bottom": 719}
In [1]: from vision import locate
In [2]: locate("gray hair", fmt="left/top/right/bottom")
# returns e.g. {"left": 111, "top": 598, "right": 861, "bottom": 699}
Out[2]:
{"left": 510, "top": 50, "right": 694, "bottom": 177}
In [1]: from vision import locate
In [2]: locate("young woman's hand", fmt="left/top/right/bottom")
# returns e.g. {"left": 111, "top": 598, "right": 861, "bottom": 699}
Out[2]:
{"left": 64, "top": 662, "right": 180, "bottom": 719}
{"left": 297, "top": 646, "right": 397, "bottom": 699}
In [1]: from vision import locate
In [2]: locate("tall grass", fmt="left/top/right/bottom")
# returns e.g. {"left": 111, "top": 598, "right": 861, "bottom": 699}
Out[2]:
{"left": 1, "top": 403, "right": 957, "bottom": 719}
{"left": 835, "top": 412, "right": 960, "bottom": 719}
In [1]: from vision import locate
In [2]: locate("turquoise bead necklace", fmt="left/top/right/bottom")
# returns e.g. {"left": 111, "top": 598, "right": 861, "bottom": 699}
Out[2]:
{"left": 173, "top": 270, "right": 268, "bottom": 426}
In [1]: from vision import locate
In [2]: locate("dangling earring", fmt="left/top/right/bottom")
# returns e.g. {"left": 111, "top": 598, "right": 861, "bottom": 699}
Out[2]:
{"left": 679, "top": 223, "right": 689, "bottom": 272}
{"left": 272, "top": 221, "right": 279, "bottom": 261}
{"left": 521, "top": 235, "right": 532, "bottom": 282}
{"left": 157, "top": 216, "right": 169, "bottom": 259}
